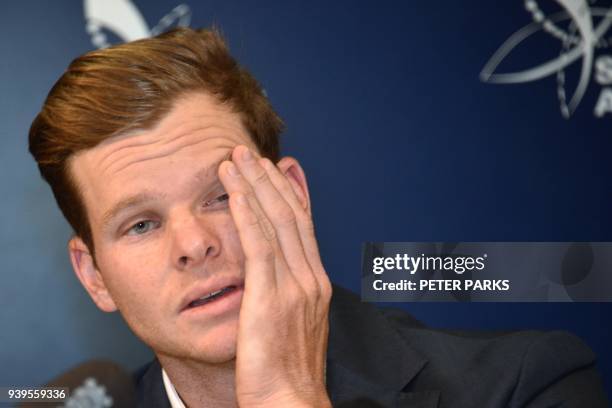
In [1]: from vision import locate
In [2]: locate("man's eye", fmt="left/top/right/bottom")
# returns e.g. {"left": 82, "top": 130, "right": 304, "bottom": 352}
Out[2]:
{"left": 127, "top": 220, "right": 159, "bottom": 236}
{"left": 203, "top": 193, "right": 229, "bottom": 208}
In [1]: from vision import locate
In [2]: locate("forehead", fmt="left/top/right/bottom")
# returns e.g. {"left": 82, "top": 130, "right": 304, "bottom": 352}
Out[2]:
{"left": 92, "top": 92, "right": 248, "bottom": 171}
{"left": 69, "top": 92, "right": 255, "bottom": 225}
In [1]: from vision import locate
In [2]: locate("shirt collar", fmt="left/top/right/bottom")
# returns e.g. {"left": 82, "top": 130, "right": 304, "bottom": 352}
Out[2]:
{"left": 162, "top": 367, "right": 186, "bottom": 408}
{"left": 161, "top": 362, "right": 326, "bottom": 408}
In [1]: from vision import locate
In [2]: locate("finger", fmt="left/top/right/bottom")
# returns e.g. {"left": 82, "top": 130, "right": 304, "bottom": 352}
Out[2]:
{"left": 259, "top": 157, "right": 329, "bottom": 289}
{"left": 220, "top": 160, "right": 277, "bottom": 242}
{"left": 219, "top": 159, "right": 297, "bottom": 290}
{"left": 227, "top": 191, "right": 277, "bottom": 290}
{"left": 231, "top": 146, "right": 312, "bottom": 277}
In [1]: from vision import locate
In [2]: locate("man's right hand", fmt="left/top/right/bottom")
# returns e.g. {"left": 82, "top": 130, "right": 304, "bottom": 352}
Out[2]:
{"left": 218, "top": 145, "right": 332, "bottom": 407}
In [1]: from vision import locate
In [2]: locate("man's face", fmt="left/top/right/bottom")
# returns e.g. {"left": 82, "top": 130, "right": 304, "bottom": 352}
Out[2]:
{"left": 69, "top": 92, "right": 258, "bottom": 364}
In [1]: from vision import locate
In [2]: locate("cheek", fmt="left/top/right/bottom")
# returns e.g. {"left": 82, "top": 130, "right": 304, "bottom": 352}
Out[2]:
{"left": 218, "top": 213, "right": 245, "bottom": 265}
{"left": 95, "top": 243, "right": 166, "bottom": 312}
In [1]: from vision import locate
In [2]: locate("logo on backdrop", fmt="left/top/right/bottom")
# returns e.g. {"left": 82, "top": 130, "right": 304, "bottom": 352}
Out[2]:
{"left": 83, "top": 0, "right": 191, "bottom": 49}
{"left": 481, "top": 0, "right": 612, "bottom": 118}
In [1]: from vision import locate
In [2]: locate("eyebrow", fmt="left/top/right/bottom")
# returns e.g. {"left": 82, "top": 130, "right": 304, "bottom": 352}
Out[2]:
{"left": 101, "top": 152, "right": 232, "bottom": 228}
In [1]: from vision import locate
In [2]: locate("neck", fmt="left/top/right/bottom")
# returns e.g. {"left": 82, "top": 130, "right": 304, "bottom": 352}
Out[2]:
{"left": 157, "top": 353, "right": 237, "bottom": 408}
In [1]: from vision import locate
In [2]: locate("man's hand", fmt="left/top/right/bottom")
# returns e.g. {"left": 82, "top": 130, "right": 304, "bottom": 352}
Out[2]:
{"left": 218, "top": 145, "right": 332, "bottom": 407}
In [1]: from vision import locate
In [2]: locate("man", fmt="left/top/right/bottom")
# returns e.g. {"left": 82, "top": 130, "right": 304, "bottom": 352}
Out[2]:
{"left": 29, "top": 28, "right": 607, "bottom": 407}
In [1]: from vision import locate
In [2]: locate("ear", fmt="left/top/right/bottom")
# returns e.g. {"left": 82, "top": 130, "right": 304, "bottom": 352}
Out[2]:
{"left": 276, "top": 156, "right": 311, "bottom": 215}
{"left": 68, "top": 236, "right": 117, "bottom": 312}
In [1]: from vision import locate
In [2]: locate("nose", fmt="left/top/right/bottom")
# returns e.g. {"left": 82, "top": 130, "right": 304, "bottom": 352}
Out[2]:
{"left": 169, "top": 211, "right": 221, "bottom": 271}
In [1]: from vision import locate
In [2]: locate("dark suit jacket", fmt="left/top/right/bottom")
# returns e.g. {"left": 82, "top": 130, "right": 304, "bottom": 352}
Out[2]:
{"left": 134, "top": 285, "right": 608, "bottom": 407}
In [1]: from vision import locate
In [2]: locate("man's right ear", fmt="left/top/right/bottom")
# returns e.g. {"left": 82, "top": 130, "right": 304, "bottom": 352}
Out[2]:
{"left": 68, "top": 237, "right": 117, "bottom": 312}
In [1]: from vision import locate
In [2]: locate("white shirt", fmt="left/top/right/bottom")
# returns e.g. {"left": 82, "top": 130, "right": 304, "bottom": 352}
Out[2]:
{"left": 162, "top": 368, "right": 187, "bottom": 408}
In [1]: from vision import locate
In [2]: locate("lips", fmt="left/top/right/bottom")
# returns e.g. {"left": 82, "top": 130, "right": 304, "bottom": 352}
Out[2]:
{"left": 188, "top": 285, "right": 238, "bottom": 308}
{"left": 180, "top": 277, "right": 244, "bottom": 312}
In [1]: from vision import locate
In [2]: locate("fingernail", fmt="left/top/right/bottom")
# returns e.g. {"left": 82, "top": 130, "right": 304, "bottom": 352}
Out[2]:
{"left": 242, "top": 147, "right": 254, "bottom": 162}
{"left": 227, "top": 162, "right": 240, "bottom": 177}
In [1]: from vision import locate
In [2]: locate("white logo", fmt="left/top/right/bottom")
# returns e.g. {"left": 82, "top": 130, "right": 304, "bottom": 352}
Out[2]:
{"left": 84, "top": 0, "right": 191, "bottom": 49}
{"left": 63, "top": 378, "right": 112, "bottom": 408}
{"left": 481, "top": 0, "right": 612, "bottom": 118}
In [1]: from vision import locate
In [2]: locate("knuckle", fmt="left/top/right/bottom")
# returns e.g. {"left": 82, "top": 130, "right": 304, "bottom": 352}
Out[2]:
{"left": 320, "top": 276, "right": 333, "bottom": 302}
{"left": 299, "top": 213, "right": 315, "bottom": 232}
{"left": 323, "top": 285, "right": 332, "bottom": 303}
{"left": 302, "top": 273, "right": 323, "bottom": 299}
{"left": 293, "top": 206, "right": 308, "bottom": 221}
{"left": 276, "top": 205, "right": 296, "bottom": 225}
{"left": 252, "top": 169, "right": 269, "bottom": 186}
{"left": 244, "top": 212, "right": 260, "bottom": 227}
{"left": 307, "top": 281, "right": 322, "bottom": 303}
{"left": 260, "top": 218, "right": 277, "bottom": 241}
{"left": 259, "top": 244, "right": 275, "bottom": 263}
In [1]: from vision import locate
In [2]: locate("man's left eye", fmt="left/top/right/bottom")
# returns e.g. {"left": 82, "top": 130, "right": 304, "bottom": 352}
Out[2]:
{"left": 203, "top": 193, "right": 229, "bottom": 208}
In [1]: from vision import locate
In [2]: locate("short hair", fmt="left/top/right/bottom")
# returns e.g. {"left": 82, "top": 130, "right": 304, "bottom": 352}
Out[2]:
{"left": 29, "top": 27, "right": 284, "bottom": 256}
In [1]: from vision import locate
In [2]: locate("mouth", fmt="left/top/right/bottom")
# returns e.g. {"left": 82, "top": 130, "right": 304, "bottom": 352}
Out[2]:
{"left": 181, "top": 278, "right": 244, "bottom": 314}
{"left": 187, "top": 285, "right": 240, "bottom": 309}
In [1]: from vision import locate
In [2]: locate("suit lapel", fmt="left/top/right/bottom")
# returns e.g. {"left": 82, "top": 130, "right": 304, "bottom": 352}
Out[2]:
{"left": 326, "top": 285, "right": 440, "bottom": 407}
{"left": 135, "top": 359, "right": 171, "bottom": 408}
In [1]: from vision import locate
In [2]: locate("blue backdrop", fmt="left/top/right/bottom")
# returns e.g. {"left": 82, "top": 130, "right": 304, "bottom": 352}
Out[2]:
{"left": 1, "top": 0, "right": 611, "bottom": 399}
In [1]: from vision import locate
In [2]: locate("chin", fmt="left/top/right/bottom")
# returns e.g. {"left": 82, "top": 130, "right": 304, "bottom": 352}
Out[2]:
{"left": 195, "top": 321, "right": 239, "bottom": 363}
{"left": 174, "top": 316, "right": 240, "bottom": 364}
{"left": 136, "top": 310, "right": 241, "bottom": 365}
